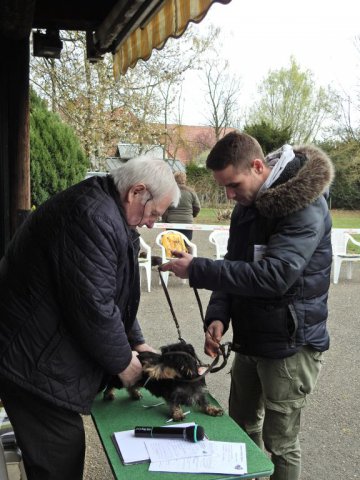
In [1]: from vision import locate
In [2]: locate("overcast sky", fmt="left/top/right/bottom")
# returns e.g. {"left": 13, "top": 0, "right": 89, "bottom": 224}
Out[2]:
{"left": 178, "top": 0, "right": 360, "bottom": 125}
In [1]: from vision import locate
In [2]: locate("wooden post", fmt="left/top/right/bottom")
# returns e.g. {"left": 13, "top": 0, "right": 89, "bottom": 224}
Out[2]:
{"left": 0, "top": 0, "right": 34, "bottom": 256}
{"left": 0, "top": 34, "right": 10, "bottom": 256}
{"left": 0, "top": 35, "right": 31, "bottom": 256}
{"left": 9, "top": 36, "right": 31, "bottom": 234}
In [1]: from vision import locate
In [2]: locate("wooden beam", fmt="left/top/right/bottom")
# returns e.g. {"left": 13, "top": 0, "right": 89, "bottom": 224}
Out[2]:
{"left": 0, "top": 34, "right": 10, "bottom": 257}
{"left": 9, "top": 36, "right": 31, "bottom": 235}
{"left": 0, "top": 0, "right": 34, "bottom": 256}
{"left": 0, "top": 34, "right": 31, "bottom": 257}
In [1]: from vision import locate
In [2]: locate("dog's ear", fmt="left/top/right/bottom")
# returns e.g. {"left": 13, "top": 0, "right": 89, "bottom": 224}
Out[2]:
{"left": 143, "top": 363, "right": 180, "bottom": 380}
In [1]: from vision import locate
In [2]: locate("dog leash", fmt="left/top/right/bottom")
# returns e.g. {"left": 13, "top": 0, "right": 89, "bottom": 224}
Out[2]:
{"left": 157, "top": 266, "right": 231, "bottom": 375}
{"left": 192, "top": 286, "right": 232, "bottom": 374}
{"left": 157, "top": 266, "right": 185, "bottom": 343}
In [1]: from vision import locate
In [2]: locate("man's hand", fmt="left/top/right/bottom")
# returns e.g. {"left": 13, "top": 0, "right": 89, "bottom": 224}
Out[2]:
{"left": 159, "top": 250, "right": 193, "bottom": 279}
{"left": 204, "top": 320, "right": 224, "bottom": 358}
{"left": 118, "top": 351, "right": 142, "bottom": 387}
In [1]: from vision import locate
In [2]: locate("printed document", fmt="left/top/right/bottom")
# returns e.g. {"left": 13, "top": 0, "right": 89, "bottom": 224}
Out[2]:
{"left": 148, "top": 440, "right": 247, "bottom": 475}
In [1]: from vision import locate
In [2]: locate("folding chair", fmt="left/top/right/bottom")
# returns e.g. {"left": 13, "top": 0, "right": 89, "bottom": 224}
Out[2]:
{"left": 155, "top": 230, "right": 198, "bottom": 286}
{"left": 138, "top": 236, "right": 152, "bottom": 292}
{"left": 209, "top": 230, "right": 229, "bottom": 259}
{"left": 331, "top": 229, "right": 360, "bottom": 284}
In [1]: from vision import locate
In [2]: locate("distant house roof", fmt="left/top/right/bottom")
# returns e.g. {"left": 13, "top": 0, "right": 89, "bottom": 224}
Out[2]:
{"left": 117, "top": 143, "right": 164, "bottom": 160}
{"left": 165, "top": 159, "right": 186, "bottom": 173}
{"left": 104, "top": 125, "right": 236, "bottom": 171}
{"left": 165, "top": 124, "right": 236, "bottom": 164}
{"left": 106, "top": 157, "right": 124, "bottom": 170}
{"left": 102, "top": 155, "right": 184, "bottom": 175}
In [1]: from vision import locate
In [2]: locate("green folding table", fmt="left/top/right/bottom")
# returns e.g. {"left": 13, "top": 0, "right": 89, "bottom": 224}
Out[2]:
{"left": 91, "top": 389, "right": 273, "bottom": 479}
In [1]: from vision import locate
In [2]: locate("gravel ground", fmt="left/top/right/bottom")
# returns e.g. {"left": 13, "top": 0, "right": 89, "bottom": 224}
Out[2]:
{"left": 83, "top": 228, "right": 360, "bottom": 480}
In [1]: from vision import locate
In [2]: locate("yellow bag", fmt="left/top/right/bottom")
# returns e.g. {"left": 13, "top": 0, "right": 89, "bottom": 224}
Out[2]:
{"left": 161, "top": 232, "right": 188, "bottom": 258}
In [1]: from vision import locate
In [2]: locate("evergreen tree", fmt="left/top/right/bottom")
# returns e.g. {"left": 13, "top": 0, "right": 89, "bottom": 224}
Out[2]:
{"left": 30, "top": 89, "right": 89, "bottom": 206}
{"left": 244, "top": 121, "right": 292, "bottom": 155}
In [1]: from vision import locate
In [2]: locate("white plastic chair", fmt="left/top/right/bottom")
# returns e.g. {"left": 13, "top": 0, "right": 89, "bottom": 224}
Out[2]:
{"left": 209, "top": 230, "right": 229, "bottom": 259}
{"left": 331, "top": 229, "right": 360, "bottom": 284}
{"left": 155, "top": 230, "right": 198, "bottom": 286}
{"left": 138, "top": 236, "right": 152, "bottom": 292}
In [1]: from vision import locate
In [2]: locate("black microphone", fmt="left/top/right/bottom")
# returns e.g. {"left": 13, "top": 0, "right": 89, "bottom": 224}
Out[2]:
{"left": 134, "top": 425, "right": 205, "bottom": 442}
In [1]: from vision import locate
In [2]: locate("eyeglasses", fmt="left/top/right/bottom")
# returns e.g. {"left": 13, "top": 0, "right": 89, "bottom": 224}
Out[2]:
{"left": 144, "top": 191, "right": 163, "bottom": 220}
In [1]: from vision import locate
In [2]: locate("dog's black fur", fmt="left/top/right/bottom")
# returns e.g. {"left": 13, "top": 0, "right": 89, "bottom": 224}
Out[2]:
{"left": 103, "top": 342, "right": 223, "bottom": 421}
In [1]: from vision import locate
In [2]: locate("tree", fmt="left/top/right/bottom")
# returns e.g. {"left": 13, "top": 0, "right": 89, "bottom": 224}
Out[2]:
{"left": 30, "top": 27, "right": 217, "bottom": 167}
{"left": 327, "top": 93, "right": 358, "bottom": 143}
{"left": 247, "top": 57, "right": 336, "bottom": 144}
{"left": 203, "top": 57, "right": 241, "bottom": 141}
{"left": 244, "top": 121, "right": 292, "bottom": 155}
{"left": 30, "top": 89, "right": 88, "bottom": 206}
{"left": 186, "top": 161, "right": 226, "bottom": 206}
{"left": 320, "top": 140, "right": 360, "bottom": 209}
{"left": 327, "top": 36, "right": 360, "bottom": 143}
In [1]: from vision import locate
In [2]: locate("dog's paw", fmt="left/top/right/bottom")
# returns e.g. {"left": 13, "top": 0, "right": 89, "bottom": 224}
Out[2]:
{"left": 127, "top": 387, "right": 142, "bottom": 400}
{"left": 203, "top": 404, "right": 224, "bottom": 417}
{"left": 170, "top": 406, "right": 185, "bottom": 422}
{"left": 103, "top": 389, "right": 116, "bottom": 401}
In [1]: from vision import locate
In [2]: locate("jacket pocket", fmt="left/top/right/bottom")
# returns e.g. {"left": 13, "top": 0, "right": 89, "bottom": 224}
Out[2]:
{"left": 37, "top": 329, "right": 93, "bottom": 384}
{"left": 231, "top": 298, "right": 298, "bottom": 349}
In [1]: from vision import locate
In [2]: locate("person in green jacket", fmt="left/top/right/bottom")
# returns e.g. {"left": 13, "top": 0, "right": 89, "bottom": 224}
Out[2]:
{"left": 162, "top": 171, "right": 201, "bottom": 240}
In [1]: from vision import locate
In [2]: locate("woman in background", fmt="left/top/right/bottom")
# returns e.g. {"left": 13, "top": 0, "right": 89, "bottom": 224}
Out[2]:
{"left": 162, "top": 171, "right": 201, "bottom": 240}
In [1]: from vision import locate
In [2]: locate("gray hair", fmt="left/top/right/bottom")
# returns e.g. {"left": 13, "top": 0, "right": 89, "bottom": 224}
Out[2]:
{"left": 110, "top": 155, "right": 180, "bottom": 206}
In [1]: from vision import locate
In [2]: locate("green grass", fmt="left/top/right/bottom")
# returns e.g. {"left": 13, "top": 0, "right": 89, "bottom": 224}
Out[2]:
{"left": 330, "top": 210, "right": 360, "bottom": 228}
{"left": 195, "top": 207, "right": 231, "bottom": 225}
{"left": 196, "top": 207, "right": 360, "bottom": 252}
{"left": 197, "top": 207, "right": 360, "bottom": 228}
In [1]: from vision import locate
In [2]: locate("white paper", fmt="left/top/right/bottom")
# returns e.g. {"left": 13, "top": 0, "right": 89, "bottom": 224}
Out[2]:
{"left": 113, "top": 422, "right": 198, "bottom": 465}
{"left": 113, "top": 429, "right": 149, "bottom": 464}
{"left": 145, "top": 438, "right": 211, "bottom": 462}
{"left": 149, "top": 440, "right": 247, "bottom": 475}
{"left": 254, "top": 244, "right": 267, "bottom": 261}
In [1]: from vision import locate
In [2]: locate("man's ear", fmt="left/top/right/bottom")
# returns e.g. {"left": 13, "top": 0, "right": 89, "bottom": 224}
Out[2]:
{"left": 126, "top": 183, "right": 146, "bottom": 202}
{"left": 252, "top": 158, "right": 265, "bottom": 174}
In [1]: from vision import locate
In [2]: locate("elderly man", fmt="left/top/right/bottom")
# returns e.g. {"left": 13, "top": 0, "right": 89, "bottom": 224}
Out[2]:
{"left": 162, "top": 131, "right": 334, "bottom": 480}
{"left": 0, "top": 155, "right": 179, "bottom": 480}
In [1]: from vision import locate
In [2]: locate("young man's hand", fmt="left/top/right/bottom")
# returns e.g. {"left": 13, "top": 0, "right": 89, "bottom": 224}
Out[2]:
{"left": 204, "top": 320, "right": 224, "bottom": 358}
{"left": 159, "top": 250, "right": 193, "bottom": 279}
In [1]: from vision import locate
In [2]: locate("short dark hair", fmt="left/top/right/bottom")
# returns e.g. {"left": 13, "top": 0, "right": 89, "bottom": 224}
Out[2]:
{"left": 206, "top": 131, "right": 265, "bottom": 171}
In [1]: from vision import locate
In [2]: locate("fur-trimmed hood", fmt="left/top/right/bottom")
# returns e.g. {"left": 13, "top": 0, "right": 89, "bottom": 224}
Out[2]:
{"left": 256, "top": 144, "right": 335, "bottom": 218}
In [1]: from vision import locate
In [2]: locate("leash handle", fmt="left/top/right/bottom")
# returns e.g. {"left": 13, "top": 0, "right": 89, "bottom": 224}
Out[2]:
{"left": 193, "top": 287, "right": 232, "bottom": 374}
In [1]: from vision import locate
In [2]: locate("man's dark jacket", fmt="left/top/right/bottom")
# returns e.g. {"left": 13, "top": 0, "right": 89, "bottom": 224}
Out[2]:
{"left": 189, "top": 145, "right": 334, "bottom": 358}
{"left": 0, "top": 176, "right": 144, "bottom": 414}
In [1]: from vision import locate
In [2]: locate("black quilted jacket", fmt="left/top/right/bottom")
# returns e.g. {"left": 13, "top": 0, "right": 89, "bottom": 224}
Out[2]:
{"left": 0, "top": 176, "right": 144, "bottom": 414}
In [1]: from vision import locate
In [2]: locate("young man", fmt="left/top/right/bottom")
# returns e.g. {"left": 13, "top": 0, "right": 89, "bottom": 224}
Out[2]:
{"left": 162, "top": 131, "right": 334, "bottom": 480}
{"left": 0, "top": 155, "right": 180, "bottom": 480}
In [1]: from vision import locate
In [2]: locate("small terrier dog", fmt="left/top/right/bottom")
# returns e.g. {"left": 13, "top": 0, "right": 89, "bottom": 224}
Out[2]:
{"left": 103, "top": 342, "right": 223, "bottom": 421}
